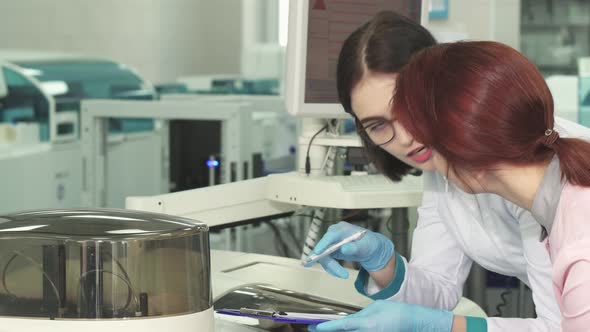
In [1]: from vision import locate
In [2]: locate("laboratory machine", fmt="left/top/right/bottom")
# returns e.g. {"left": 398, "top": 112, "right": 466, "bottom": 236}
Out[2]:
{"left": 158, "top": 42, "right": 294, "bottom": 190}
{"left": 0, "top": 51, "right": 164, "bottom": 213}
{"left": 0, "top": 208, "right": 214, "bottom": 331}
{"left": 78, "top": 45, "right": 294, "bottom": 201}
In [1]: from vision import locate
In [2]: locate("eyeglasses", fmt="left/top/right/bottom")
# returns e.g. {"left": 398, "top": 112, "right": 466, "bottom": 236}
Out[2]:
{"left": 358, "top": 118, "right": 396, "bottom": 146}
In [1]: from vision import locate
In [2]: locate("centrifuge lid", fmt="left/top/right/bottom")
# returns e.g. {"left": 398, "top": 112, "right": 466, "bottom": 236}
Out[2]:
{"left": 0, "top": 208, "right": 207, "bottom": 241}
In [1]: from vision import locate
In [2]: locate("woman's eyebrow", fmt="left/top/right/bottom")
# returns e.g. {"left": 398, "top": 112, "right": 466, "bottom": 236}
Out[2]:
{"left": 359, "top": 116, "right": 392, "bottom": 125}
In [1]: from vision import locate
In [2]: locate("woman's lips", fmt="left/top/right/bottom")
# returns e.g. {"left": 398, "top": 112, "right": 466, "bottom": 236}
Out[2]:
{"left": 407, "top": 147, "right": 432, "bottom": 163}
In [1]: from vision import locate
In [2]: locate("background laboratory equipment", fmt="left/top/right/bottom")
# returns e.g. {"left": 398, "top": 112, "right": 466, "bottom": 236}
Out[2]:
{"left": 0, "top": 52, "right": 163, "bottom": 214}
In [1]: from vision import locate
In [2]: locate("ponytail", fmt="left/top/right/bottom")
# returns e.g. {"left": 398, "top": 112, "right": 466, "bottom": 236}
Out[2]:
{"left": 553, "top": 138, "right": 590, "bottom": 186}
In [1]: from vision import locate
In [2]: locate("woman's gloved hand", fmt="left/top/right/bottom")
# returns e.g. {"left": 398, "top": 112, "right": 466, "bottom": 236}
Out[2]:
{"left": 309, "top": 300, "right": 454, "bottom": 332}
{"left": 305, "top": 222, "right": 394, "bottom": 278}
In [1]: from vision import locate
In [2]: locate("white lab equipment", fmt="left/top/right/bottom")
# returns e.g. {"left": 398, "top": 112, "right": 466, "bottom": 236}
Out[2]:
{"left": 167, "top": 43, "right": 291, "bottom": 178}
{"left": 81, "top": 98, "right": 267, "bottom": 208}
{"left": 0, "top": 51, "right": 163, "bottom": 214}
{"left": 0, "top": 208, "right": 214, "bottom": 332}
{"left": 160, "top": 93, "right": 295, "bottom": 176}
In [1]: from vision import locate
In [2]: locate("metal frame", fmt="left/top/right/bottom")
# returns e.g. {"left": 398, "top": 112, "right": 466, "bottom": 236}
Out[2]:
{"left": 80, "top": 99, "right": 254, "bottom": 207}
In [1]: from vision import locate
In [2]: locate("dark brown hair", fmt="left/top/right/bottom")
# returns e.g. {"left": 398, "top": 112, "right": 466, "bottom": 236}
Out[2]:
{"left": 336, "top": 11, "right": 436, "bottom": 181}
{"left": 393, "top": 41, "right": 590, "bottom": 186}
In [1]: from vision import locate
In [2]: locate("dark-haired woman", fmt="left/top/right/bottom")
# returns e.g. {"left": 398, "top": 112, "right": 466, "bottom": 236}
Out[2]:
{"left": 387, "top": 41, "right": 590, "bottom": 331}
{"left": 307, "top": 11, "right": 590, "bottom": 332}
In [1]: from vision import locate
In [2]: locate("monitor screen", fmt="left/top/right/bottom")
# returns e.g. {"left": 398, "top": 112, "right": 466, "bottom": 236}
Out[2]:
{"left": 285, "top": 0, "right": 426, "bottom": 118}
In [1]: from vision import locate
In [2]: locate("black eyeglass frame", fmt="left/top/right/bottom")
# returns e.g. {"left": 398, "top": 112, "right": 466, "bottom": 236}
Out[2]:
{"left": 355, "top": 117, "right": 396, "bottom": 146}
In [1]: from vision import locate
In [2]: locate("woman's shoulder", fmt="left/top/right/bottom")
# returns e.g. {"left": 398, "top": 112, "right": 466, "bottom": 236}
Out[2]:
{"left": 561, "top": 183, "right": 590, "bottom": 207}
{"left": 553, "top": 183, "right": 590, "bottom": 244}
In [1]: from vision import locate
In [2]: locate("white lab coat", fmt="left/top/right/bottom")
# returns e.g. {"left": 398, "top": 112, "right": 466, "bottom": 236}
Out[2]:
{"left": 367, "top": 117, "right": 590, "bottom": 332}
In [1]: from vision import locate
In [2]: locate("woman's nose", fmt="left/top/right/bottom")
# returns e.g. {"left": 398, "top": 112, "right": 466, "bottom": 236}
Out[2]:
{"left": 393, "top": 122, "right": 414, "bottom": 146}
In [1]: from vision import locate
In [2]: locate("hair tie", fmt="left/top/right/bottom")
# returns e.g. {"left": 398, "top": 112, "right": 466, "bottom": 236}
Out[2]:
{"left": 542, "top": 129, "right": 559, "bottom": 147}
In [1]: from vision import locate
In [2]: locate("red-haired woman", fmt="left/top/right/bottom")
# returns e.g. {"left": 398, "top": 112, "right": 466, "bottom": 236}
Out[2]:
{"left": 389, "top": 41, "right": 590, "bottom": 331}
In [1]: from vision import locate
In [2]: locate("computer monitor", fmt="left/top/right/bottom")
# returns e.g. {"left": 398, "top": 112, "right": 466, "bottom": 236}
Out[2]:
{"left": 285, "top": 0, "right": 427, "bottom": 118}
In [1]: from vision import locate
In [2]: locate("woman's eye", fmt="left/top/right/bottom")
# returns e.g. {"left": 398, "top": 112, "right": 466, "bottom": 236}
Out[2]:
{"left": 367, "top": 121, "right": 386, "bottom": 132}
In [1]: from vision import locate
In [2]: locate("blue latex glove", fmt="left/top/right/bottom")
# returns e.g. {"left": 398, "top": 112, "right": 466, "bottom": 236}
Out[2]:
{"left": 309, "top": 300, "right": 454, "bottom": 332}
{"left": 305, "top": 222, "right": 394, "bottom": 279}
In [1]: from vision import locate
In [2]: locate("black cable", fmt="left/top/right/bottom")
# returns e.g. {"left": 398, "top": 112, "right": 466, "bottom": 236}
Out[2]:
{"left": 494, "top": 290, "right": 511, "bottom": 317}
{"left": 305, "top": 124, "right": 329, "bottom": 175}
{"left": 493, "top": 277, "right": 514, "bottom": 317}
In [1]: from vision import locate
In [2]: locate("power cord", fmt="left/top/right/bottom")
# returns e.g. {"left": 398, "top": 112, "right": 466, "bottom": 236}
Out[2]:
{"left": 305, "top": 124, "right": 329, "bottom": 175}
{"left": 301, "top": 120, "right": 341, "bottom": 258}
{"left": 494, "top": 288, "right": 511, "bottom": 317}
{"left": 493, "top": 276, "right": 515, "bottom": 317}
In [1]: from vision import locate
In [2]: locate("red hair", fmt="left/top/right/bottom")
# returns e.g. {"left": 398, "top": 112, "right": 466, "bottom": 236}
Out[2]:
{"left": 393, "top": 41, "right": 590, "bottom": 186}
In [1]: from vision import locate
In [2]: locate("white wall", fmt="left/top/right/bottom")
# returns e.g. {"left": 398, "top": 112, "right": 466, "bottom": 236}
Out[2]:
{"left": 0, "top": 0, "right": 243, "bottom": 84}
{"left": 427, "top": 0, "right": 521, "bottom": 50}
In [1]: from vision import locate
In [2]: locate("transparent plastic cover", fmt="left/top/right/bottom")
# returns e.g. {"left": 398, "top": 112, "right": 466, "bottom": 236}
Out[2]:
{"left": 0, "top": 209, "right": 211, "bottom": 319}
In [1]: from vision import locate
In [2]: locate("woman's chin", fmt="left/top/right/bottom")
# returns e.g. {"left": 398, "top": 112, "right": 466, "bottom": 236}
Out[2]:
{"left": 410, "top": 160, "right": 435, "bottom": 172}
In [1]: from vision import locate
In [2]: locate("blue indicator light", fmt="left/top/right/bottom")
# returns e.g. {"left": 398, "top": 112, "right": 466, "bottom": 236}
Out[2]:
{"left": 206, "top": 159, "right": 220, "bottom": 168}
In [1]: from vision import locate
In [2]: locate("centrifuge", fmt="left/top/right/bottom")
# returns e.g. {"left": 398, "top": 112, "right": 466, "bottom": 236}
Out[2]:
{"left": 0, "top": 208, "right": 213, "bottom": 331}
